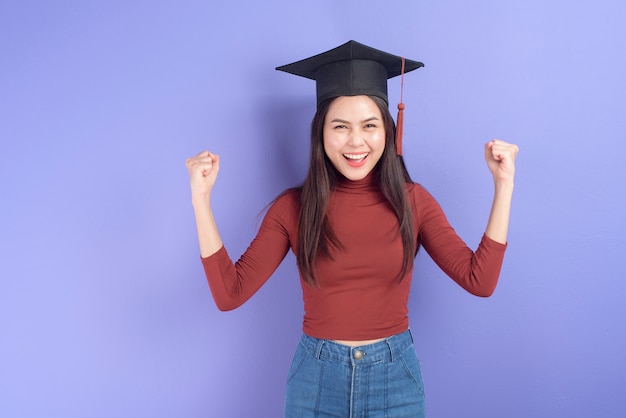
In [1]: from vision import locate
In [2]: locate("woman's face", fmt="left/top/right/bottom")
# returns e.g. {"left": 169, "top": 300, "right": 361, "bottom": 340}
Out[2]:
{"left": 323, "top": 95, "right": 385, "bottom": 181}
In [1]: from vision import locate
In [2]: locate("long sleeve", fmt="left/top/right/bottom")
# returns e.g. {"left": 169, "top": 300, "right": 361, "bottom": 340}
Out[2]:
{"left": 201, "top": 191, "right": 299, "bottom": 310}
{"left": 411, "top": 184, "right": 507, "bottom": 297}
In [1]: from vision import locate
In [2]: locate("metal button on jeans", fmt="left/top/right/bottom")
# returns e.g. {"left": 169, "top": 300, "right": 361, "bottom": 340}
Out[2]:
{"left": 353, "top": 350, "right": 364, "bottom": 360}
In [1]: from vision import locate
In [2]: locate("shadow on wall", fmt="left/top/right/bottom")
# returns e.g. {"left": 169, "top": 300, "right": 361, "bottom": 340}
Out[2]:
{"left": 258, "top": 98, "right": 313, "bottom": 193}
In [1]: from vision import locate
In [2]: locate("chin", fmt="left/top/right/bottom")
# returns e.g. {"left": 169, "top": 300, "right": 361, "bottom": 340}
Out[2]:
{"left": 339, "top": 167, "right": 373, "bottom": 181}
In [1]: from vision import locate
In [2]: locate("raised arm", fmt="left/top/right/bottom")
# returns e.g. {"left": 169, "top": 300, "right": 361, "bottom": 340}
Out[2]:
{"left": 483, "top": 139, "right": 519, "bottom": 244}
{"left": 185, "top": 151, "right": 223, "bottom": 257}
{"left": 415, "top": 139, "right": 518, "bottom": 296}
{"left": 185, "top": 151, "right": 296, "bottom": 310}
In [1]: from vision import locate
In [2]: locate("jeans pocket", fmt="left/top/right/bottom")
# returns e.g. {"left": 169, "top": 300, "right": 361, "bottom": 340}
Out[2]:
{"left": 286, "top": 341, "right": 307, "bottom": 384}
{"left": 399, "top": 348, "right": 426, "bottom": 396}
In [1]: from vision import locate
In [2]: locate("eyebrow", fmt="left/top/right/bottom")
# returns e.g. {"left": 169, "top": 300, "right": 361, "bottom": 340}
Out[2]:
{"left": 329, "top": 116, "right": 380, "bottom": 124}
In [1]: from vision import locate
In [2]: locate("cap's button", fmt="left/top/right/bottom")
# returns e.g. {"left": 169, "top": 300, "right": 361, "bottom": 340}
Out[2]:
{"left": 353, "top": 350, "right": 364, "bottom": 360}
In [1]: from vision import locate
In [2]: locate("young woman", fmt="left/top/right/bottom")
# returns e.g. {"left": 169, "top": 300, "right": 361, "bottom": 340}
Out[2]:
{"left": 186, "top": 41, "right": 518, "bottom": 417}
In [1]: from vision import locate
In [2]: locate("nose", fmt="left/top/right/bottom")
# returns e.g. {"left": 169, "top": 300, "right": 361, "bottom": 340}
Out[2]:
{"left": 347, "top": 128, "right": 365, "bottom": 146}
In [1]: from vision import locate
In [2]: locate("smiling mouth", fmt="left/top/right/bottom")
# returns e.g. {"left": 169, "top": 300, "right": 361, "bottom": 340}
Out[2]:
{"left": 343, "top": 153, "right": 369, "bottom": 163}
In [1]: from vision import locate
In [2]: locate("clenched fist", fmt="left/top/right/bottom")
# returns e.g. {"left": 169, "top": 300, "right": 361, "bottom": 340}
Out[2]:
{"left": 485, "top": 139, "right": 519, "bottom": 185}
{"left": 185, "top": 151, "right": 220, "bottom": 203}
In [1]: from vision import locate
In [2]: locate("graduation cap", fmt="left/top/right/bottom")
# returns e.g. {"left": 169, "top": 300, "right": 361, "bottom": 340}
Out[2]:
{"left": 276, "top": 40, "right": 424, "bottom": 155}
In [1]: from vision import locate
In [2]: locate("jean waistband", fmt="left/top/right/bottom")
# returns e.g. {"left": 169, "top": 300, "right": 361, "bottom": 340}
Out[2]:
{"left": 299, "top": 329, "right": 414, "bottom": 365}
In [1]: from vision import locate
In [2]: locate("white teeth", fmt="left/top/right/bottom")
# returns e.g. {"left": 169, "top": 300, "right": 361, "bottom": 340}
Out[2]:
{"left": 344, "top": 153, "right": 368, "bottom": 160}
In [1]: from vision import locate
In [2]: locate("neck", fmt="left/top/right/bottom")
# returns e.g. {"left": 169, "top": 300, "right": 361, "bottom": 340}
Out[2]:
{"left": 337, "top": 172, "right": 376, "bottom": 191}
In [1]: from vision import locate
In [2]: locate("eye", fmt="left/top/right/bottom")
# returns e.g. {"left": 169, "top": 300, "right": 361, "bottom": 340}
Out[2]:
{"left": 333, "top": 124, "right": 347, "bottom": 129}
{"left": 364, "top": 123, "right": 377, "bottom": 129}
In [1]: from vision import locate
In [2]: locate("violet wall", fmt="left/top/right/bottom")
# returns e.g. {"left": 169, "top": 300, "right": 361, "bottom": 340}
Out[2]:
{"left": 1, "top": 0, "right": 625, "bottom": 417}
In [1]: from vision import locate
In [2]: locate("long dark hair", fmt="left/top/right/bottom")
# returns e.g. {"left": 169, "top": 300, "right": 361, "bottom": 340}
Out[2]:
{"left": 296, "top": 95, "right": 416, "bottom": 286}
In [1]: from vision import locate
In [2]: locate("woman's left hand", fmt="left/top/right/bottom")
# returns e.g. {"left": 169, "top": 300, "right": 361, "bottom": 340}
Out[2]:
{"left": 484, "top": 139, "right": 519, "bottom": 184}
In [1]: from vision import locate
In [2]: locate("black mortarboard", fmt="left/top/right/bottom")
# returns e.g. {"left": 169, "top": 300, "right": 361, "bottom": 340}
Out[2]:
{"left": 276, "top": 40, "right": 423, "bottom": 106}
{"left": 276, "top": 40, "right": 424, "bottom": 155}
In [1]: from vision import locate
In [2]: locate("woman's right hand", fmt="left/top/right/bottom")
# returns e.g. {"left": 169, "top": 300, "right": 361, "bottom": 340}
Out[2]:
{"left": 185, "top": 151, "right": 220, "bottom": 203}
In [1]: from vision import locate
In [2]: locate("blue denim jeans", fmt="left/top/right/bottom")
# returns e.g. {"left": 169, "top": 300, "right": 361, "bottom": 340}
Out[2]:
{"left": 284, "top": 329, "right": 426, "bottom": 417}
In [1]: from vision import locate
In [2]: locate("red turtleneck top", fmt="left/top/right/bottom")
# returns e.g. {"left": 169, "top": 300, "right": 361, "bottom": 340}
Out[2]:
{"left": 201, "top": 175, "right": 507, "bottom": 340}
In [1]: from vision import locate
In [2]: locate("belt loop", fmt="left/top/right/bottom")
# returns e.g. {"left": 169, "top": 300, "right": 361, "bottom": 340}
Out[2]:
{"left": 385, "top": 338, "right": 395, "bottom": 362}
{"left": 314, "top": 339, "right": 325, "bottom": 359}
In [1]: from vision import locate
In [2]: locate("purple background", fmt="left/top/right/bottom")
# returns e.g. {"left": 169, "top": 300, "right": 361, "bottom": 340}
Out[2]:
{"left": 1, "top": 1, "right": 625, "bottom": 417}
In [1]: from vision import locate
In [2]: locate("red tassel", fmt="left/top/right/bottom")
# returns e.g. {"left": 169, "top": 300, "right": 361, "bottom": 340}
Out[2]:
{"left": 396, "top": 103, "right": 404, "bottom": 155}
{"left": 396, "top": 56, "right": 406, "bottom": 156}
